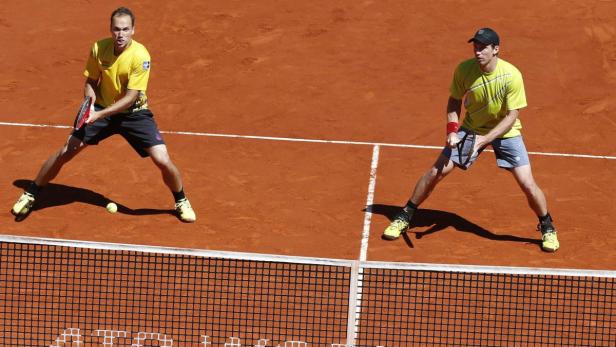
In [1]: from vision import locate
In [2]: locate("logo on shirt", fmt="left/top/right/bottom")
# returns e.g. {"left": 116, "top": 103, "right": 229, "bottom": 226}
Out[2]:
{"left": 142, "top": 61, "right": 151, "bottom": 70}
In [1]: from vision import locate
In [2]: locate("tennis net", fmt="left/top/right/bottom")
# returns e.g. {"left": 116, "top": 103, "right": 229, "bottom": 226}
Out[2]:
{"left": 1, "top": 235, "right": 615, "bottom": 346}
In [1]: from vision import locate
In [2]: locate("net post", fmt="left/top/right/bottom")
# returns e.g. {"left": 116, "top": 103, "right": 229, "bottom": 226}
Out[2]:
{"left": 346, "top": 260, "right": 361, "bottom": 347}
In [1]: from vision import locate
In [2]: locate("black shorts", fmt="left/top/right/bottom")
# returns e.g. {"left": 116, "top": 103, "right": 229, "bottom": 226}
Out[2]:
{"left": 72, "top": 106, "right": 165, "bottom": 158}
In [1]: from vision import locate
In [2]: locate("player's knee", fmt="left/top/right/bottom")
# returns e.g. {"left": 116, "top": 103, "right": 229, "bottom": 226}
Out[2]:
{"left": 59, "top": 138, "right": 85, "bottom": 161}
{"left": 58, "top": 146, "right": 79, "bottom": 163}
{"left": 152, "top": 154, "right": 173, "bottom": 170}
{"left": 520, "top": 181, "right": 540, "bottom": 197}
{"left": 147, "top": 145, "right": 171, "bottom": 163}
{"left": 429, "top": 162, "right": 452, "bottom": 180}
{"left": 424, "top": 167, "right": 443, "bottom": 183}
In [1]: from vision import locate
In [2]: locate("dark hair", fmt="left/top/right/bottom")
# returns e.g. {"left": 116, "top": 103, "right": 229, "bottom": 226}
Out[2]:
{"left": 110, "top": 7, "right": 135, "bottom": 26}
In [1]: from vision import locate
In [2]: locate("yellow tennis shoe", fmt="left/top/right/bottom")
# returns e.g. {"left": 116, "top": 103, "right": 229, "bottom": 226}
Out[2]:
{"left": 382, "top": 212, "right": 411, "bottom": 240}
{"left": 538, "top": 215, "right": 559, "bottom": 252}
{"left": 11, "top": 192, "right": 35, "bottom": 216}
{"left": 175, "top": 198, "right": 196, "bottom": 223}
{"left": 541, "top": 231, "right": 559, "bottom": 252}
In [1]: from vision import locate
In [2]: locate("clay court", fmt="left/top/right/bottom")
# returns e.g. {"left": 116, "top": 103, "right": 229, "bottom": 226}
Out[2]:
{"left": 2, "top": 1, "right": 616, "bottom": 270}
{"left": 0, "top": 0, "right": 616, "bottom": 346}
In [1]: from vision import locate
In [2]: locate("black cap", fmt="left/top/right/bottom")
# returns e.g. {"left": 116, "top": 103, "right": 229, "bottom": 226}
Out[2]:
{"left": 468, "top": 28, "right": 500, "bottom": 46}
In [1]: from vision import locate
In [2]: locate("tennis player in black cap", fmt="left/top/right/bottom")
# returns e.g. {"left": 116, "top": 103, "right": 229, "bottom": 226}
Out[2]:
{"left": 382, "top": 28, "right": 560, "bottom": 253}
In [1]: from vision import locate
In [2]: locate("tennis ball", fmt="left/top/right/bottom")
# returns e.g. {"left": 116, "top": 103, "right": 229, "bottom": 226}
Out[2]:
{"left": 106, "top": 202, "right": 118, "bottom": 214}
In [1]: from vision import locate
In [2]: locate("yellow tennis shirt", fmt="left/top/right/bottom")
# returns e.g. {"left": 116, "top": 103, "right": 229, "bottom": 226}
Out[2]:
{"left": 449, "top": 58, "right": 527, "bottom": 138}
{"left": 84, "top": 38, "right": 150, "bottom": 112}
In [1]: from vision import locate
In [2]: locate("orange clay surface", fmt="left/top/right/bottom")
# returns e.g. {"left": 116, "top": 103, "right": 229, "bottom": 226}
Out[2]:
{"left": 1, "top": 1, "right": 616, "bottom": 270}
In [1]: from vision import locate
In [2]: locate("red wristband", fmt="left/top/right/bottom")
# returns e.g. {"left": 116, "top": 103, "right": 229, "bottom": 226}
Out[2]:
{"left": 447, "top": 122, "right": 459, "bottom": 135}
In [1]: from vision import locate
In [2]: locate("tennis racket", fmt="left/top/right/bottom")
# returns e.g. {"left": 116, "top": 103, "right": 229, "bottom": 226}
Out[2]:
{"left": 456, "top": 130, "right": 476, "bottom": 169}
{"left": 73, "top": 96, "right": 93, "bottom": 130}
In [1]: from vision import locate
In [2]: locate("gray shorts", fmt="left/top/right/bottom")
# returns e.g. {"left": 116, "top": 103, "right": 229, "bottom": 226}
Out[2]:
{"left": 442, "top": 128, "right": 530, "bottom": 169}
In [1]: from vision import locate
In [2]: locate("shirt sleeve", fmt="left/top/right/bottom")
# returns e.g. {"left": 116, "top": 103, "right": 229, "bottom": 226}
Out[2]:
{"left": 448, "top": 63, "right": 466, "bottom": 100}
{"left": 127, "top": 50, "right": 151, "bottom": 91}
{"left": 506, "top": 71, "right": 527, "bottom": 110}
{"left": 83, "top": 43, "right": 100, "bottom": 81}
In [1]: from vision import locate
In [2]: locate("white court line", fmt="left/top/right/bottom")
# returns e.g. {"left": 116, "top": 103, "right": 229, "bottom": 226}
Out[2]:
{"left": 1, "top": 121, "right": 616, "bottom": 160}
{"left": 360, "top": 145, "right": 379, "bottom": 262}
{"left": 0, "top": 122, "right": 71, "bottom": 130}
{"left": 348, "top": 145, "right": 379, "bottom": 347}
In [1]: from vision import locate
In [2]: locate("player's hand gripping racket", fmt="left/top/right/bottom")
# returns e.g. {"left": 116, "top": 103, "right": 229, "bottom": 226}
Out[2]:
{"left": 73, "top": 96, "right": 93, "bottom": 130}
{"left": 456, "top": 131, "right": 476, "bottom": 169}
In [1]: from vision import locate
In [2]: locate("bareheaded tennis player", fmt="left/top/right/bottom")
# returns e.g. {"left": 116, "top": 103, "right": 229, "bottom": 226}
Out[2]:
{"left": 11, "top": 7, "right": 196, "bottom": 223}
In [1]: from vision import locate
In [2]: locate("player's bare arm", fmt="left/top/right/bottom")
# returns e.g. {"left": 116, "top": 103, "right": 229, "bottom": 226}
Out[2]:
{"left": 446, "top": 96, "right": 462, "bottom": 148}
{"left": 86, "top": 89, "right": 139, "bottom": 124}
{"left": 84, "top": 78, "right": 97, "bottom": 103}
